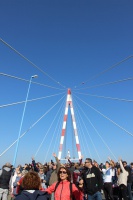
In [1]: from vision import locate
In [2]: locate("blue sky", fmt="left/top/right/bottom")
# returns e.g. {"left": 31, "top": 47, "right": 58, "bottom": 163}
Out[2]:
{"left": 0, "top": 0, "right": 133, "bottom": 167}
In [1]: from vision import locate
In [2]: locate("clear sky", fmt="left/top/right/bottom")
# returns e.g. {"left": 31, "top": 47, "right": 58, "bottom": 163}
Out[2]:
{"left": 0, "top": 0, "right": 133, "bottom": 167}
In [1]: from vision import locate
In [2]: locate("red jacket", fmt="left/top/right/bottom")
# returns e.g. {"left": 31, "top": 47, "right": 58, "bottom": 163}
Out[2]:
{"left": 16, "top": 177, "right": 24, "bottom": 194}
{"left": 46, "top": 180, "right": 83, "bottom": 200}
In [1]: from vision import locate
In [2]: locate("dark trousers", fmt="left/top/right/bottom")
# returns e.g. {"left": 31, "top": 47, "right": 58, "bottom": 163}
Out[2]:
{"left": 127, "top": 183, "right": 132, "bottom": 200}
{"left": 103, "top": 182, "right": 114, "bottom": 200}
{"left": 119, "top": 184, "right": 128, "bottom": 200}
{"left": 132, "top": 181, "right": 133, "bottom": 190}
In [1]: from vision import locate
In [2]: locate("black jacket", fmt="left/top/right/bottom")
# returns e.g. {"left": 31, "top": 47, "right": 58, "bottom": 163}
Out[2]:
{"left": 0, "top": 168, "right": 12, "bottom": 189}
{"left": 15, "top": 190, "right": 50, "bottom": 200}
{"left": 81, "top": 166, "right": 103, "bottom": 195}
{"left": 125, "top": 166, "right": 132, "bottom": 183}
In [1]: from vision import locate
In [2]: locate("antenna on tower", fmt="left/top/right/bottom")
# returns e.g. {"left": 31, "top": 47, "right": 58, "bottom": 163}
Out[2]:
{"left": 67, "top": 149, "right": 71, "bottom": 159}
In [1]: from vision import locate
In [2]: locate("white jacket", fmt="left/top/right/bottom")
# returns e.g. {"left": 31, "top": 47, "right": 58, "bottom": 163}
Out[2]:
{"left": 118, "top": 160, "right": 128, "bottom": 186}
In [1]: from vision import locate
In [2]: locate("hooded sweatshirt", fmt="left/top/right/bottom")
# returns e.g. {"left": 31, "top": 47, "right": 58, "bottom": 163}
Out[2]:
{"left": 15, "top": 190, "right": 49, "bottom": 200}
{"left": 81, "top": 166, "right": 103, "bottom": 195}
{"left": 0, "top": 166, "right": 12, "bottom": 189}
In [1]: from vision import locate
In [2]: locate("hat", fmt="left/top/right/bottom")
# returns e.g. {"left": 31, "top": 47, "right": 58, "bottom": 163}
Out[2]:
{"left": 5, "top": 162, "right": 12, "bottom": 167}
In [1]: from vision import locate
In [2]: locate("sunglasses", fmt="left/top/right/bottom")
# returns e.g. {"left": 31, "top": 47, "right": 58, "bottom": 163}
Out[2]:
{"left": 59, "top": 171, "right": 67, "bottom": 174}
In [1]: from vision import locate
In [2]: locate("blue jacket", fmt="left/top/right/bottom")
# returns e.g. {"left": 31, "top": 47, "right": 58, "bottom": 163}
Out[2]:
{"left": 15, "top": 190, "right": 50, "bottom": 200}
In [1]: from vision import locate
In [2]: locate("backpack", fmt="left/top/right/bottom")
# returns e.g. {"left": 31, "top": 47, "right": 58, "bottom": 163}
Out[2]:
{"left": 54, "top": 181, "right": 76, "bottom": 200}
{"left": 73, "top": 170, "right": 81, "bottom": 184}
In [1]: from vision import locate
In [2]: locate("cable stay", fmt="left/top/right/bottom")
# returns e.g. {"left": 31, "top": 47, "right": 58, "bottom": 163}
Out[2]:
{"left": 50, "top": 121, "right": 63, "bottom": 161}
{"left": 34, "top": 95, "right": 66, "bottom": 157}
{"left": 78, "top": 132, "right": 87, "bottom": 161}
{"left": 71, "top": 100, "right": 80, "bottom": 160}
{"left": 50, "top": 100, "right": 65, "bottom": 160}
{"left": 74, "top": 92, "right": 133, "bottom": 102}
{"left": 1, "top": 38, "right": 132, "bottom": 164}
{"left": 72, "top": 106, "right": 86, "bottom": 159}
{"left": 74, "top": 100, "right": 102, "bottom": 163}
{"left": 0, "top": 72, "right": 65, "bottom": 91}
{"left": 0, "top": 38, "right": 66, "bottom": 88}
{"left": 74, "top": 55, "right": 133, "bottom": 88}
{"left": 73, "top": 99, "right": 91, "bottom": 158}
{"left": 43, "top": 99, "right": 65, "bottom": 163}
{"left": 63, "top": 122, "right": 67, "bottom": 160}
{"left": 0, "top": 95, "right": 65, "bottom": 157}
{"left": 71, "top": 118, "right": 75, "bottom": 159}
{"left": 62, "top": 111, "right": 69, "bottom": 159}
{"left": 74, "top": 101, "right": 92, "bottom": 158}
{"left": 75, "top": 99, "right": 117, "bottom": 161}
{"left": 68, "top": 109, "right": 75, "bottom": 159}
{"left": 74, "top": 94, "right": 133, "bottom": 137}
{"left": 0, "top": 92, "right": 65, "bottom": 109}
{"left": 79, "top": 135, "right": 86, "bottom": 160}
{"left": 74, "top": 77, "right": 133, "bottom": 91}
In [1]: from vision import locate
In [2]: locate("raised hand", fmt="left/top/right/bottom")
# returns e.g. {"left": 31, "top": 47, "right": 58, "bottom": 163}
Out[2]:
{"left": 53, "top": 153, "right": 56, "bottom": 157}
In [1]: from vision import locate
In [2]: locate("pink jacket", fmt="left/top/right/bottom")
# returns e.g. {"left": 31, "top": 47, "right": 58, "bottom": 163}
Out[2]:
{"left": 46, "top": 180, "right": 83, "bottom": 200}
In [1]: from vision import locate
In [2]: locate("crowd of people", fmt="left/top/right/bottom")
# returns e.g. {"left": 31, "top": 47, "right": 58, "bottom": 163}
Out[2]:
{"left": 0, "top": 154, "right": 133, "bottom": 200}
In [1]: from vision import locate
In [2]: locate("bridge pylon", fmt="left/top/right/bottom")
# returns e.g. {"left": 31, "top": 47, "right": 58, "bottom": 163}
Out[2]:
{"left": 58, "top": 88, "right": 81, "bottom": 160}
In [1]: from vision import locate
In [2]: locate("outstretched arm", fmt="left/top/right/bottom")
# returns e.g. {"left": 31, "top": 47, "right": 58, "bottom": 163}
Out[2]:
{"left": 118, "top": 158, "right": 125, "bottom": 173}
{"left": 53, "top": 153, "right": 61, "bottom": 172}
{"left": 66, "top": 156, "right": 72, "bottom": 166}
{"left": 108, "top": 157, "right": 115, "bottom": 168}
{"left": 79, "top": 155, "right": 83, "bottom": 165}
{"left": 31, "top": 157, "right": 39, "bottom": 172}
{"left": 46, "top": 182, "right": 57, "bottom": 194}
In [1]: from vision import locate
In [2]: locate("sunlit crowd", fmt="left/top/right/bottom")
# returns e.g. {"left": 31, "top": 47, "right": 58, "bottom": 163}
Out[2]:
{"left": 0, "top": 154, "right": 133, "bottom": 200}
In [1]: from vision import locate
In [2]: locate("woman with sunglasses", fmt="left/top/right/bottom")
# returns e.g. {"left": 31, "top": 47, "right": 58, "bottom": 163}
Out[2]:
{"left": 46, "top": 166, "right": 83, "bottom": 200}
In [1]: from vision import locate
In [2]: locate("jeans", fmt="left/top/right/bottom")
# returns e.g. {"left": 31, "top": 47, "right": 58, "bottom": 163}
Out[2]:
{"left": 87, "top": 191, "right": 102, "bottom": 200}
{"left": 127, "top": 183, "right": 133, "bottom": 200}
{"left": 0, "top": 188, "right": 9, "bottom": 200}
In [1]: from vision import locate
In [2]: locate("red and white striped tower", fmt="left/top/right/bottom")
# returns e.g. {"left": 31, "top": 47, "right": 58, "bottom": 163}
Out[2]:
{"left": 58, "top": 88, "right": 81, "bottom": 160}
